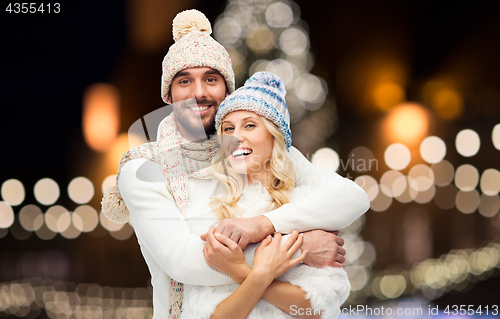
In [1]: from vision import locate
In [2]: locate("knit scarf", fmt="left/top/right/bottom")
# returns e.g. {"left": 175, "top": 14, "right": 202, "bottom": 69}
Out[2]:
{"left": 101, "top": 112, "right": 218, "bottom": 319}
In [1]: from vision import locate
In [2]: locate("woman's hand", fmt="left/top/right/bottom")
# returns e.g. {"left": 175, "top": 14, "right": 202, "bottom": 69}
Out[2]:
{"left": 203, "top": 227, "right": 251, "bottom": 284}
{"left": 252, "top": 230, "right": 308, "bottom": 284}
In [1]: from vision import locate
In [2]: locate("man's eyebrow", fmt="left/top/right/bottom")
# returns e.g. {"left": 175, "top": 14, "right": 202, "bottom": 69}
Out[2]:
{"left": 205, "top": 70, "right": 222, "bottom": 76}
{"left": 173, "top": 71, "right": 190, "bottom": 79}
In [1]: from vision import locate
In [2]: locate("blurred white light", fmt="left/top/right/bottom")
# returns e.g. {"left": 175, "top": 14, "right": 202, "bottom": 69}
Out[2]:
{"left": 0, "top": 201, "right": 15, "bottom": 228}
{"left": 249, "top": 59, "right": 270, "bottom": 75}
{"left": 19, "top": 205, "right": 43, "bottom": 231}
{"left": 279, "top": 28, "right": 309, "bottom": 56}
{"left": 1, "top": 179, "right": 25, "bottom": 206}
{"left": 408, "top": 164, "right": 435, "bottom": 192}
{"left": 384, "top": 143, "right": 411, "bottom": 170}
{"left": 100, "top": 212, "right": 124, "bottom": 232}
{"left": 370, "top": 191, "right": 393, "bottom": 212}
{"left": 456, "top": 129, "right": 480, "bottom": 157}
{"left": 214, "top": 17, "right": 242, "bottom": 45}
{"left": 266, "top": 59, "right": 295, "bottom": 87}
{"left": 480, "top": 169, "right": 500, "bottom": 196}
{"left": 294, "top": 73, "right": 326, "bottom": 107}
{"left": 73, "top": 205, "right": 99, "bottom": 232}
{"left": 109, "top": 223, "right": 135, "bottom": 241}
{"left": 455, "top": 164, "right": 479, "bottom": 191}
{"left": 456, "top": 190, "right": 480, "bottom": 214}
{"left": 380, "top": 170, "right": 407, "bottom": 197}
{"left": 414, "top": 184, "right": 436, "bottom": 204}
{"left": 102, "top": 175, "right": 116, "bottom": 196}
{"left": 345, "top": 266, "right": 368, "bottom": 291}
{"left": 265, "top": 2, "right": 293, "bottom": 28}
{"left": 34, "top": 178, "right": 60, "bottom": 206}
{"left": 431, "top": 160, "right": 454, "bottom": 187}
{"left": 478, "top": 194, "right": 500, "bottom": 218}
{"left": 68, "top": 177, "right": 94, "bottom": 204}
{"left": 493, "top": 124, "right": 500, "bottom": 150}
{"left": 420, "top": 136, "right": 446, "bottom": 164}
{"left": 355, "top": 175, "right": 379, "bottom": 201}
{"left": 380, "top": 275, "right": 406, "bottom": 299}
{"left": 60, "top": 220, "right": 81, "bottom": 239}
{"left": 45, "top": 205, "right": 69, "bottom": 233}
{"left": 311, "top": 148, "right": 339, "bottom": 172}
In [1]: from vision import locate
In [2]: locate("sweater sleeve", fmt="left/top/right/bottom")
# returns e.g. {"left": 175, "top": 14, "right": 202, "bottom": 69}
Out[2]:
{"left": 118, "top": 158, "right": 256, "bottom": 286}
{"left": 262, "top": 147, "right": 370, "bottom": 233}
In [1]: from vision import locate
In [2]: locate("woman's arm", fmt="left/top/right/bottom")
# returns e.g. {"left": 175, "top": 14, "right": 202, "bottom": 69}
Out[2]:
{"left": 204, "top": 229, "right": 308, "bottom": 319}
{"left": 204, "top": 229, "right": 319, "bottom": 319}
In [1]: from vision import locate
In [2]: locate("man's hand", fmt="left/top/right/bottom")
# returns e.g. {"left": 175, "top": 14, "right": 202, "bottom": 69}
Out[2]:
{"left": 200, "top": 216, "right": 275, "bottom": 249}
{"left": 301, "top": 230, "right": 346, "bottom": 268}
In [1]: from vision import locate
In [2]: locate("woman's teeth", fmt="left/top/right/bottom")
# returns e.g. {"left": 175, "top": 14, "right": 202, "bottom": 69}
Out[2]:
{"left": 232, "top": 149, "right": 252, "bottom": 157}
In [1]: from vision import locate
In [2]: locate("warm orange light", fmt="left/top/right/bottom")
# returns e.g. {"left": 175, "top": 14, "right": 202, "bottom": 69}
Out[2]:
{"left": 384, "top": 103, "right": 430, "bottom": 145}
{"left": 104, "top": 132, "right": 146, "bottom": 174}
{"left": 422, "top": 80, "right": 463, "bottom": 120}
{"left": 83, "top": 83, "right": 120, "bottom": 152}
{"left": 372, "top": 82, "right": 405, "bottom": 111}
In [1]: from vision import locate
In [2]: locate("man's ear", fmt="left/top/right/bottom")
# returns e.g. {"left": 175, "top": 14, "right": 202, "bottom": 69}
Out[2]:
{"left": 167, "top": 93, "right": 172, "bottom": 104}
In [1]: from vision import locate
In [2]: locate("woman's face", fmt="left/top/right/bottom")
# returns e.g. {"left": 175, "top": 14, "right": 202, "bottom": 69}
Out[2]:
{"left": 220, "top": 111, "right": 274, "bottom": 180}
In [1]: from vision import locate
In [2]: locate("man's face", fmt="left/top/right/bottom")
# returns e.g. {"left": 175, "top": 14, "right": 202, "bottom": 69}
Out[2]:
{"left": 169, "top": 67, "right": 227, "bottom": 139}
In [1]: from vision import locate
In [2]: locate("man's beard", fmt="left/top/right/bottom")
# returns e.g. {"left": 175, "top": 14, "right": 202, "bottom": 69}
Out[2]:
{"left": 174, "top": 98, "right": 218, "bottom": 139}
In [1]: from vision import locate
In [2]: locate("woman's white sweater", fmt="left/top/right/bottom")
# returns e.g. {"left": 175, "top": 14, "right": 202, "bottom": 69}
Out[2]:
{"left": 118, "top": 147, "right": 369, "bottom": 318}
{"left": 180, "top": 183, "right": 351, "bottom": 319}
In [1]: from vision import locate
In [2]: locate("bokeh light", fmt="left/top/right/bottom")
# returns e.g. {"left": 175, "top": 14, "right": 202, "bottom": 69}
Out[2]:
{"left": 370, "top": 191, "right": 393, "bottom": 212}
{"left": 413, "top": 184, "right": 436, "bottom": 204}
{"left": 34, "top": 178, "right": 60, "bottom": 206}
{"left": 1, "top": 179, "right": 25, "bottom": 206}
{"left": 431, "top": 160, "right": 454, "bottom": 187}
{"left": 19, "top": 205, "right": 43, "bottom": 232}
{"left": 83, "top": 83, "right": 120, "bottom": 152}
{"left": 455, "top": 129, "right": 480, "bottom": 157}
{"left": 480, "top": 169, "right": 500, "bottom": 196}
{"left": 0, "top": 201, "right": 15, "bottom": 228}
{"left": 454, "top": 164, "right": 479, "bottom": 191}
{"left": 68, "top": 177, "right": 94, "bottom": 204}
{"left": 456, "top": 190, "right": 480, "bottom": 214}
{"left": 408, "top": 164, "right": 435, "bottom": 192}
{"left": 431, "top": 88, "right": 464, "bottom": 120}
{"left": 380, "top": 170, "right": 406, "bottom": 198}
{"left": 73, "top": 205, "right": 99, "bottom": 232}
{"left": 45, "top": 205, "right": 70, "bottom": 233}
{"left": 109, "top": 223, "right": 135, "bottom": 241}
{"left": 294, "top": 73, "right": 327, "bottom": 108}
{"left": 348, "top": 147, "right": 377, "bottom": 173}
{"left": 420, "top": 136, "right": 446, "bottom": 164}
{"left": 345, "top": 266, "right": 368, "bottom": 291}
{"left": 214, "top": 17, "right": 242, "bottom": 45}
{"left": 311, "top": 148, "right": 339, "bottom": 172}
{"left": 384, "top": 143, "right": 411, "bottom": 170}
{"left": 265, "top": 2, "right": 293, "bottom": 28}
{"left": 380, "top": 275, "right": 406, "bottom": 299}
{"left": 493, "top": 124, "right": 500, "bottom": 150}
{"left": 372, "top": 82, "right": 405, "bottom": 111}
{"left": 478, "top": 194, "right": 500, "bottom": 218}
{"left": 246, "top": 25, "right": 274, "bottom": 54}
{"left": 279, "top": 27, "right": 309, "bottom": 56}
{"left": 100, "top": 212, "right": 125, "bottom": 232}
{"left": 384, "top": 103, "right": 429, "bottom": 145}
{"left": 355, "top": 175, "right": 379, "bottom": 202}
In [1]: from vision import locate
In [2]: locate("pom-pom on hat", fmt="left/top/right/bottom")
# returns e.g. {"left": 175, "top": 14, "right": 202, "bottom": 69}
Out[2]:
{"left": 215, "top": 72, "right": 292, "bottom": 150}
{"left": 161, "top": 9, "right": 235, "bottom": 103}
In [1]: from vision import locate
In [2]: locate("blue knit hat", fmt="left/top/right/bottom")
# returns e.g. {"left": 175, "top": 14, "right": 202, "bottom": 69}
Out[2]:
{"left": 215, "top": 72, "right": 292, "bottom": 150}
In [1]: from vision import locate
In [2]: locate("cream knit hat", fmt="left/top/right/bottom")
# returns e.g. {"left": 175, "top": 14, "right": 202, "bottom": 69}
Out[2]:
{"left": 161, "top": 9, "right": 235, "bottom": 103}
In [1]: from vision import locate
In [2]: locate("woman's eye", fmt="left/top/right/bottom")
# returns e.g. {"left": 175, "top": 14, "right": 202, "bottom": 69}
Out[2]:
{"left": 246, "top": 124, "right": 255, "bottom": 128}
{"left": 223, "top": 127, "right": 234, "bottom": 132}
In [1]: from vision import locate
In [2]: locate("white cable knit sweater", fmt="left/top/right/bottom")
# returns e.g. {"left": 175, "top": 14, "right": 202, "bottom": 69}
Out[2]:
{"left": 180, "top": 183, "right": 351, "bottom": 319}
{"left": 118, "top": 147, "right": 369, "bottom": 318}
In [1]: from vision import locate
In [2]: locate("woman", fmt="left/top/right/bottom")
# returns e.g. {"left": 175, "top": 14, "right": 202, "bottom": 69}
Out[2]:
{"left": 179, "top": 72, "right": 351, "bottom": 319}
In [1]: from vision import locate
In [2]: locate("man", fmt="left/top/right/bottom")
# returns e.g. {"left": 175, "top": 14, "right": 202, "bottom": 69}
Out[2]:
{"left": 103, "top": 9, "right": 369, "bottom": 318}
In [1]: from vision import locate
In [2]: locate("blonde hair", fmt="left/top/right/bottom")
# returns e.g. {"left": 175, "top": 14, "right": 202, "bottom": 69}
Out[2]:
{"left": 210, "top": 116, "right": 295, "bottom": 220}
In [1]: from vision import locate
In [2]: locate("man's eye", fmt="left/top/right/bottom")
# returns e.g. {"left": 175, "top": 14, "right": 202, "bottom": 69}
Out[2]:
{"left": 179, "top": 79, "right": 189, "bottom": 84}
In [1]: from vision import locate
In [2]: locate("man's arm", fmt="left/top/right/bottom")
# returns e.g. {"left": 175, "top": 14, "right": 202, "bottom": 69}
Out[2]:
{"left": 262, "top": 146, "right": 370, "bottom": 233}
{"left": 118, "top": 158, "right": 258, "bottom": 286}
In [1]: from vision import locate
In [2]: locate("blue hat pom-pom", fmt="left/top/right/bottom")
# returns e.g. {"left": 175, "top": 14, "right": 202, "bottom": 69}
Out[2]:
{"left": 245, "top": 72, "right": 286, "bottom": 95}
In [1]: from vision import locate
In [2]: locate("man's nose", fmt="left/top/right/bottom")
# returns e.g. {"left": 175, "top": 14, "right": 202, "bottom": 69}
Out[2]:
{"left": 193, "top": 81, "right": 207, "bottom": 99}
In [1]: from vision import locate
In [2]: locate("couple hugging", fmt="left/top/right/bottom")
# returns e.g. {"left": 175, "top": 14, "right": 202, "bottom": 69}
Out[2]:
{"left": 102, "top": 9, "right": 369, "bottom": 319}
